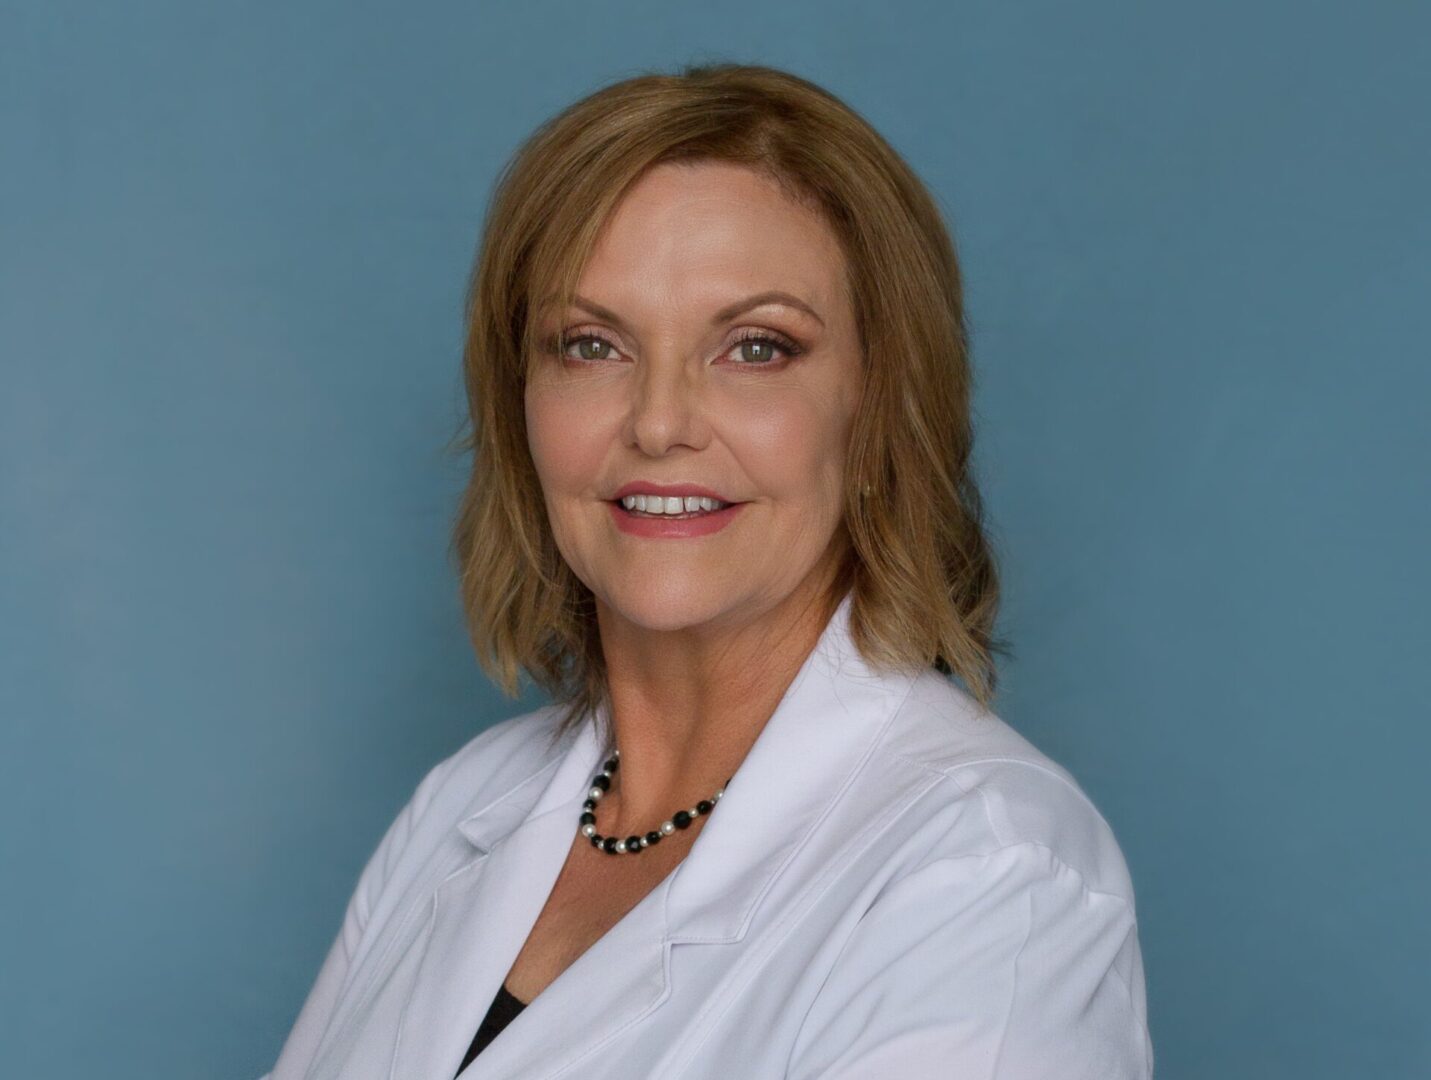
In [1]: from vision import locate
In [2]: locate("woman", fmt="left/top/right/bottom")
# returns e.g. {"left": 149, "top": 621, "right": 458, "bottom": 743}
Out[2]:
{"left": 263, "top": 63, "right": 1152, "bottom": 1079}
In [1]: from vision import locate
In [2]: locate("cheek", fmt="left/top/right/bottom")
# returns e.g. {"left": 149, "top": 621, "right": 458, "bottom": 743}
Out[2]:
{"left": 525, "top": 381, "right": 603, "bottom": 491}
{"left": 727, "top": 389, "right": 851, "bottom": 506}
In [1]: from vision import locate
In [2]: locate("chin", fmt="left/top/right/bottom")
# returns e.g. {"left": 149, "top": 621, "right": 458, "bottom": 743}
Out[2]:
{"left": 598, "top": 583, "right": 748, "bottom": 633}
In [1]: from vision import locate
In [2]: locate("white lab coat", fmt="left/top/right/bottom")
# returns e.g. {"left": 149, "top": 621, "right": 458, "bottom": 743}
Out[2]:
{"left": 262, "top": 592, "right": 1153, "bottom": 1079}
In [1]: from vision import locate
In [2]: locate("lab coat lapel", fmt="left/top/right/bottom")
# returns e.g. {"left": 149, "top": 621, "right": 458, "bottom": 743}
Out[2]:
{"left": 396, "top": 590, "right": 918, "bottom": 1080}
{"left": 447, "top": 799, "right": 674, "bottom": 1080}
{"left": 661, "top": 589, "right": 919, "bottom": 943}
{"left": 388, "top": 717, "right": 609, "bottom": 1080}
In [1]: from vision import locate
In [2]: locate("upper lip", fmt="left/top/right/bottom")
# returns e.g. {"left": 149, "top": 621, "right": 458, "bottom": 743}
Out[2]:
{"left": 611, "top": 481, "right": 738, "bottom": 503}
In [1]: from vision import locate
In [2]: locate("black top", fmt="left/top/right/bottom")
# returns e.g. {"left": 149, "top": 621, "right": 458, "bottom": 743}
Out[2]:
{"left": 455, "top": 981, "right": 529, "bottom": 1076}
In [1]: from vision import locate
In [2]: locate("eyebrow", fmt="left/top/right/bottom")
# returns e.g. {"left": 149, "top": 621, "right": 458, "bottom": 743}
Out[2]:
{"left": 565, "top": 289, "right": 825, "bottom": 331}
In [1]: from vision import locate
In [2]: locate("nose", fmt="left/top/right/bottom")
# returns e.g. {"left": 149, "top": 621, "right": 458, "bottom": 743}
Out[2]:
{"left": 624, "top": 351, "right": 706, "bottom": 456}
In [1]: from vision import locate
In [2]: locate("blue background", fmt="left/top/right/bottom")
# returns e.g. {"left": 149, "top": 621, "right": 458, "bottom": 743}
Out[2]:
{"left": 2, "top": 2, "right": 1427, "bottom": 1076}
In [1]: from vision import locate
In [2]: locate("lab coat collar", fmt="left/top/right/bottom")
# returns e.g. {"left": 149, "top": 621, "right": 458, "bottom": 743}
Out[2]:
{"left": 394, "top": 589, "right": 920, "bottom": 1079}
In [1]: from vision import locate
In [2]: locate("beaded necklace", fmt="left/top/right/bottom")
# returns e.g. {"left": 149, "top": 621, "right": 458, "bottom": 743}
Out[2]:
{"left": 578, "top": 749, "right": 731, "bottom": 856}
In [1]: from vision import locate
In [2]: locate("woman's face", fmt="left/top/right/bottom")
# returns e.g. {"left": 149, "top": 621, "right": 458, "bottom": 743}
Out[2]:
{"left": 525, "top": 160, "right": 863, "bottom": 635}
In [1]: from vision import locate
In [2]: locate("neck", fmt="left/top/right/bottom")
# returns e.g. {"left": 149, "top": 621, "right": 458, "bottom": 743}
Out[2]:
{"left": 593, "top": 573, "right": 846, "bottom": 835}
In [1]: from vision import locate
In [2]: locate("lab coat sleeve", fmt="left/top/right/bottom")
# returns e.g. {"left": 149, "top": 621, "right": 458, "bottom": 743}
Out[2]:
{"left": 786, "top": 841, "right": 1152, "bottom": 1080}
{"left": 260, "top": 752, "right": 460, "bottom": 1080}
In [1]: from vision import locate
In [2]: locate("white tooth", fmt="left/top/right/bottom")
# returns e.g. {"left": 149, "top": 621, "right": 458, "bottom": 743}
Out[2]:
{"left": 635, "top": 494, "right": 648, "bottom": 512}
{"left": 622, "top": 495, "right": 637, "bottom": 510}
{"left": 683, "top": 496, "right": 700, "bottom": 513}
{"left": 663, "top": 496, "right": 683, "bottom": 514}
{"left": 698, "top": 497, "right": 715, "bottom": 511}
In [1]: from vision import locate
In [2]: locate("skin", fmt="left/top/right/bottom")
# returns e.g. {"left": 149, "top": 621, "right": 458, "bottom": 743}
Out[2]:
{"left": 524, "top": 159, "right": 865, "bottom": 843}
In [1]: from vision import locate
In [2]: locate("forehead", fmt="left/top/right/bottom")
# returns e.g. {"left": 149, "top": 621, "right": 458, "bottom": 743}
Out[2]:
{"left": 574, "top": 161, "right": 847, "bottom": 316}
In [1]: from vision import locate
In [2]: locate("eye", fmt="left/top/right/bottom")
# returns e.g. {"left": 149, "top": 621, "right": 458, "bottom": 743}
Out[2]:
{"left": 542, "top": 326, "right": 803, "bottom": 366}
{"left": 546, "top": 331, "right": 620, "bottom": 363}
{"left": 727, "top": 329, "right": 803, "bottom": 366}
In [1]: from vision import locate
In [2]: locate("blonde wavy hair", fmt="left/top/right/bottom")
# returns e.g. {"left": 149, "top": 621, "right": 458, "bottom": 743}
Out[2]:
{"left": 448, "top": 62, "right": 1007, "bottom": 744}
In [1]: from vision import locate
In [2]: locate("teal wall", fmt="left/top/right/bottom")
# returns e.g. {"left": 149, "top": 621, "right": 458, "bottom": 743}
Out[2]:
{"left": 2, "top": 2, "right": 1426, "bottom": 1076}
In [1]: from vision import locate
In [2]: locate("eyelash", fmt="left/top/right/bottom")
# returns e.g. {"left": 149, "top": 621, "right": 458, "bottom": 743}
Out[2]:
{"left": 543, "top": 326, "right": 804, "bottom": 367}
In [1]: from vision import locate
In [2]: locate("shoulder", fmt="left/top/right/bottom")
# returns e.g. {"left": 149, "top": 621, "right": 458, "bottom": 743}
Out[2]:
{"left": 870, "top": 667, "right": 1139, "bottom": 907}
{"left": 339, "top": 701, "right": 577, "bottom": 927}
{"left": 792, "top": 673, "right": 1154, "bottom": 1077}
{"left": 401, "top": 702, "right": 573, "bottom": 832}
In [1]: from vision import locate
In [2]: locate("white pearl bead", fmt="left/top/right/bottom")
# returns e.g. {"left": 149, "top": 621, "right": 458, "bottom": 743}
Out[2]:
{"left": 589, "top": 787, "right": 603, "bottom": 800}
{"left": 614, "top": 839, "right": 627, "bottom": 853}
{"left": 660, "top": 821, "right": 675, "bottom": 835}
{"left": 581, "top": 824, "right": 595, "bottom": 837}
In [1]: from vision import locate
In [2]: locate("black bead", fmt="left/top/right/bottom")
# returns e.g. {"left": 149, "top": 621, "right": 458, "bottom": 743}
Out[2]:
{"left": 592, "top": 774, "right": 610, "bottom": 791}
{"left": 645, "top": 831, "right": 661, "bottom": 845}
{"left": 604, "top": 757, "right": 619, "bottom": 772}
{"left": 580, "top": 812, "right": 595, "bottom": 826}
{"left": 589, "top": 834, "right": 602, "bottom": 848}
{"left": 583, "top": 797, "right": 597, "bottom": 810}
{"left": 625, "top": 835, "right": 642, "bottom": 851}
{"left": 673, "top": 810, "right": 692, "bottom": 829}
{"left": 696, "top": 800, "right": 713, "bottom": 814}
{"left": 602, "top": 837, "right": 617, "bottom": 853}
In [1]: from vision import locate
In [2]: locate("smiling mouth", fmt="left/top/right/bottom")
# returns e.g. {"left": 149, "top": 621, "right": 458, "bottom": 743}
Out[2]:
{"left": 611, "top": 494, "right": 735, "bottom": 518}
